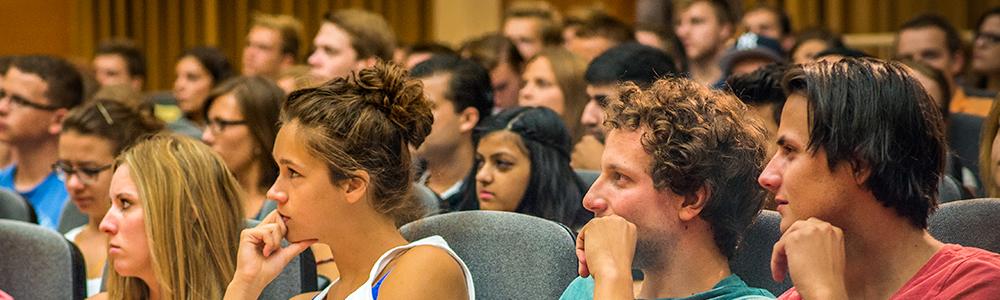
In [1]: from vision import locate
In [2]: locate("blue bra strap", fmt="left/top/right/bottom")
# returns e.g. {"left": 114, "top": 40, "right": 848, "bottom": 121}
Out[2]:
{"left": 371, "top": 270, "right": 392, "bottom": 299}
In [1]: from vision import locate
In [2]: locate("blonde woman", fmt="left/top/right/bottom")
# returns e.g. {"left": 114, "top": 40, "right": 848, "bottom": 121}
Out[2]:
{"left": 518, "top": 47, "right": 589, "bottom": 141}
{"left": 93, "top": 134, "right": 244, "bottom": 299}
{"left": 979, "top": 94, "right": 1000, "bottom": 197}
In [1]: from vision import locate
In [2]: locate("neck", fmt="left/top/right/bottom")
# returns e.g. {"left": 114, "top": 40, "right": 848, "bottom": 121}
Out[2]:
{"left": 320, "top": 210, "right": 408, "bottom": 291}
{"left": 423, "top": 141, "right": 473, "bottom": 195}
{"left": 689, "top": 48, "right": 724, "bottom": 86}
{"left": 839, "top": 199, "right": 944, "bottom": 299}
{"left": 638, "top": 221, "right": 732, "bottom": 299}
{"left": 237, "top": 164, "right": 266, "bottom": 218}
{"left": 11, "top": 138, "right": 58, "bottom": 189}
{"left": 141, "top": 277, "right": 162, "bottom": 300}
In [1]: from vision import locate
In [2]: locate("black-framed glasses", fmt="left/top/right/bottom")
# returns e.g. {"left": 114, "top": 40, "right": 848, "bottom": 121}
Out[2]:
{"left": 0, "top": 89, "right": 63, "bottom": 111}
{"left": 206, "top": 117, "right": 248, "bottom": 133}
{"left": 53, "top": 160, "right": 114, "bottom": 185}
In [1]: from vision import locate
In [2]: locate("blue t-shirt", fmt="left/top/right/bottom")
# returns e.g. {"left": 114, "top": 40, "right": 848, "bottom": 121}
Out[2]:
{"left": 560, "top": 274, "right": 774, "bottom": 300}
{"left": 0, "top": 165, "right": 69, "bottom": 231}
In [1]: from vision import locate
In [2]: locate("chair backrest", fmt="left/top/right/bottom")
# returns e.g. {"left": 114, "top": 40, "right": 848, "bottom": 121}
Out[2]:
{"left": 0, "top": 219, "right": 87, "bottom": 300}
{"left": 58, "top": 199, "right": 88, "bottom": 234}
{"left": 929, "top": 198, "right": 1000, "bottom": 253}
{"left": 0, "top": 188, "right": 34, "bottom": 223}
{"left": 730, "top": 210, "right": 792, "bottom": 296}
{"left": 400, "top": 210, "right": 578, "bottom": 299}
{"left": 937, "top": 175, "right": 966, "bottom": 204}
{"left": 99, "top": 219, "right": 318, "bottom": 297}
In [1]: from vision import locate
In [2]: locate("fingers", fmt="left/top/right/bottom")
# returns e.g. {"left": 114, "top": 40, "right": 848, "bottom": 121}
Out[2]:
{"left": 274, "top": 239, "right": 319, "bottom": 265}
{"left": 575, "top": 228, "right": 590, "bottom": 277}
{"left": 771, "top": 239, "right": 787, "bottom": 282}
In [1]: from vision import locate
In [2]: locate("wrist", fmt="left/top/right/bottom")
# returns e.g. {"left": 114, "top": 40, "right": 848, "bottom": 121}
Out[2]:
{"left": 224, "top": 278, "right": 263, "bottom": 300}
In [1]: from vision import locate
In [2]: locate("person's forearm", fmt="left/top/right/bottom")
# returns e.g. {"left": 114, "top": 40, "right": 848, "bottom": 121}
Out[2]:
{"left": 592, "top": 269, "right": 634, "bottom": 300}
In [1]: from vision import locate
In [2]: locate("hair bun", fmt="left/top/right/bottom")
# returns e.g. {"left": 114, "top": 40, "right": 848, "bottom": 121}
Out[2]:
{"left": 353, "top": 61, "right": 433, "bottom": 147}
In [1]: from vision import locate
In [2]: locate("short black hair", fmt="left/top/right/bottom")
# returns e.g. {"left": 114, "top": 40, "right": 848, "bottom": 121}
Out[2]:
{"left": 8, "top": 55, "right": 84, "bottom": 108}
{"left": 572, "top": 12, "right": 635, "bottom": 44}
{"left": 899, "top": 14, "right": 964, "bottom": 55}
{"left": 585, "top": 43, "right": 678, "bottom": 88}
{"left": 96, "top": 39, "right": 146, "bottom": 79}
{"left": 726, "top": 63, "right": 788, "bottom": 125}
{"left": 410, "top": 55, "right": 494, "bottom": 123}
{"left": 408, "top": 43, "right": 457, "bottom": 57}
{"left": 180, "top": 47, "right": 234, "bottom": 83}
{"left": 783, "top": 58, "right": 946, "bottom": 229}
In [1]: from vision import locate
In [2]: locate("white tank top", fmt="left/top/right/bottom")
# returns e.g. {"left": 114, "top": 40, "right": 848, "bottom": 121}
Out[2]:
{"left": 312, "top": 235, "right": 475, "bottom": 300}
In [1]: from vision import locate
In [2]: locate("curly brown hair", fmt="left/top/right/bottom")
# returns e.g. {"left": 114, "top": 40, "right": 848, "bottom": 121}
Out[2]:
{"left": 604, "top": 78, "right": 768, "bottom": 259}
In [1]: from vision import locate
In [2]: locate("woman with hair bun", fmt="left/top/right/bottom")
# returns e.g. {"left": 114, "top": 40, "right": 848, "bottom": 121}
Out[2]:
{"left": 224, "top": 61, "right": 474, "bottom": 300}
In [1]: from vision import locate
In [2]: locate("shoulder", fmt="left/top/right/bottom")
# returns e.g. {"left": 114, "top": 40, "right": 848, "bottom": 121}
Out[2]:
{"left": 903, "top": 245, "right": 1000, "bottom": 297}
{"left": 376, "top": 243, "right": 469, "bottom": 299}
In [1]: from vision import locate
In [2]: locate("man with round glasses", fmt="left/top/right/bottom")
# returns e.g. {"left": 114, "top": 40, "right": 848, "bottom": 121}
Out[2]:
{"left": 0, "top": 55, "right": 84, "bottom": 230}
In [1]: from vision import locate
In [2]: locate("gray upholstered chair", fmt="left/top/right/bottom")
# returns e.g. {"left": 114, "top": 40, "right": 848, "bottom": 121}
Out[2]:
{"left": 412, "top": 183, "right": 442, "bottom": 217}
{"left": 0, "top": 219, "right": 87, "bottom": 300}
{"left": 730, "top": 210, "right": 792, "bottom": 296}
{"left": 0, "top": 188, "right": 34, "bottom": 223}
{"left": 400, "top": 210, "right": 578, "bottom": 299}
{"left": 937, "top": 175, "right": 966, "bottom": 204}
{"left": 58, "top": 199, "right": 88, "bottom": 234}
{"left": 929, "top": 198, "right": 1000, "bottom": 253}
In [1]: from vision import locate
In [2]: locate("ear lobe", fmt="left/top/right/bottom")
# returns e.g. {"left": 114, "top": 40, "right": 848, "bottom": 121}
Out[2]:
{"left": 851, "top": 162, "right": 872, "bottom": 187}
{"left": 49, "top": 108, "right": 67, "bottom": 135}
{"left": 342, "top": 170, "right": 370, "bottom": 204}
{"left": 458, "top": 107, "right": 480, "bottom": 133}
{"left": 678, "top": 186, "right": 710, "bottom": 221}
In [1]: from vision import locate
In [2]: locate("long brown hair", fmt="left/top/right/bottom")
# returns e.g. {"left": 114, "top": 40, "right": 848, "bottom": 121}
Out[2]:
{"left": 106, "top": 135, "right": 244, "bottom": 299}
{"left": 528, "top": 47, "right": 588, "bottom": 141}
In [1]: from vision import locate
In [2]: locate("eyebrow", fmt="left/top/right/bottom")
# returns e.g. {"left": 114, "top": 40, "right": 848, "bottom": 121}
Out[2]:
{"left": 278, "top": 158, "right": 300, "bottom": 167}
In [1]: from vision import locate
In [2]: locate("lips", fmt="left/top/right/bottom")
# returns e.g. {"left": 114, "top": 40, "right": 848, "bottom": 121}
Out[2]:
{"left": 775, "top": 198, "right": 789, "bottom": 212}
{"left": 108, "top": 243, "right": 123, "bottom": 255}
{"left": 277, "top": 211, "right": 290, "bottom": 223}
{"left": 478, "top": 191, "right": 495, "bottom": 201}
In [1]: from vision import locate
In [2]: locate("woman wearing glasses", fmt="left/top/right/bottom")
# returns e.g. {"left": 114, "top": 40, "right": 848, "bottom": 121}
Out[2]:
{"left": 201, "top": 76, "right": 282, "bottom": 220}
{"left": 56, "top": 99, "right": 162, "bottom": 297}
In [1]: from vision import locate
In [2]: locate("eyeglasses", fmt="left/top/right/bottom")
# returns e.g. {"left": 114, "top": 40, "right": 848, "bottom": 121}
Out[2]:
{"left": 206, "top": 117, "right": 248, "bottom": 133}
{"left": 53, "top": 160, "right": 113, "bottom": 185}
{"left": 975, "top": 32, "right": 1000, "bottom": 47}
{"left": 0, "top": 89, "right": 63, "bottom": 111}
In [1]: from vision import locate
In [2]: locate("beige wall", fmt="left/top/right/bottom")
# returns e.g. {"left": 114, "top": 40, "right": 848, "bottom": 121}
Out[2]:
{"left": 431, "top": 0, "right": 502, "bottom": 47}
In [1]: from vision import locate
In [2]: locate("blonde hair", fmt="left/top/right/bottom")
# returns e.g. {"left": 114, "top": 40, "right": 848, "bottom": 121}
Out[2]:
{"left": 106, "top": 134, "right": 244, "bottom": 299}
{"left": 528, "top": 47, "right": 589, "bottom": 141}
{"left": 980, "top": 94, "right": 1000, "bottom": 197}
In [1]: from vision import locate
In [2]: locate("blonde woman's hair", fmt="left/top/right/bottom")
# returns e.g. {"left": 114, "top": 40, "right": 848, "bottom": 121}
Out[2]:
{"left": 106, "top": 134, "right": 245, "bottom": 299}
{"left": 528, "top": 47, "right": 589, "bottom": 142}
{"left": 980, "top": 94, "right": 1000, "bottom": 197}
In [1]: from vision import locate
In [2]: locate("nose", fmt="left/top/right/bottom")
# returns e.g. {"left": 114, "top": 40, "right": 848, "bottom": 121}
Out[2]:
{"left": 66, "top": 173, "right": 86, "bottom": 191}
{"left": 580, "top": 100, "right": 601, "bottom": 127}
{"left": 475, "top": 164, "right": 492, "bottom": 185}
{"left": 307, "top": 50, "right": 321, "bottom": 67}
{"left": 758, "top": 158, "right": 783, "bottom": 193}
{"left": 266, "top": 180, "right": 288, "bottom": 204}
{"left": 582, "top": 175, "right": 611, "bottom": 216}
{"left": 201, "top": 127, "right": 215, "bottom": 145}
{"left": 98, "top": 208, "right": 117, "bottom": 235}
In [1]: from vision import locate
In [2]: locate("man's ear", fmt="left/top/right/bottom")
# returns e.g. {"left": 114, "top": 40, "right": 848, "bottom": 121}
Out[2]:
{"left": 678, "top": 186, "right": 710, "bottom": 222}
{"left": 948, "top": 52, "right": 965, "bottom": 79}
{"left": 850, "top": 160, "right": 872, "bottom": 187}
{"left": 48, "top": 108, "right": 68, "bottom": 135}
{"left": 341, "top": 170, "right": 370, "bottom": 204}
{"left": 458, "top": 106, "right": 480, "bottom": 133}
{"left": 281, "top": 54, "right": 296, "bottom": 69}
{"left": 355, "top": 57, "right": 378, "bottom": 71}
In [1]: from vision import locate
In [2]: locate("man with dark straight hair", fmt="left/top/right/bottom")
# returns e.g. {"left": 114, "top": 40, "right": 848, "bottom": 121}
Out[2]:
{"left": 93, "top": 39, "right": 146, "bottom": 91}
{"left": 895, "top": 14, "right": 995, "bottom": 117}
{"left": 0, "top": 55, "right": 84, "bottom": 230}
{"left": 760, "top": 58, "right": 1000, "bottom": 299}
{"left": 410, "top": 55, "right": 494, "bottom": 212}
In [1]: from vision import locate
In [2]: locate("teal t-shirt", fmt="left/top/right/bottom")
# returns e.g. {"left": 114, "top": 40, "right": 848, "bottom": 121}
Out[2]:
{"left": 560, "top": 274, "right": 774, "bottom": 300}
